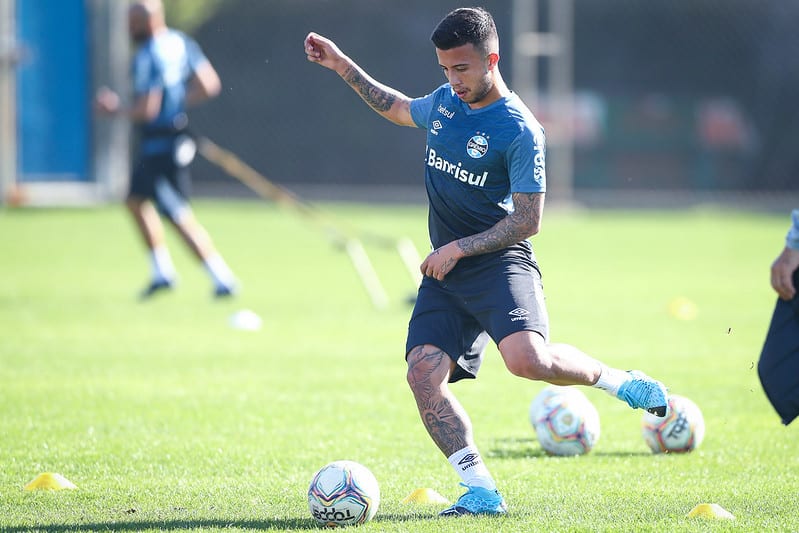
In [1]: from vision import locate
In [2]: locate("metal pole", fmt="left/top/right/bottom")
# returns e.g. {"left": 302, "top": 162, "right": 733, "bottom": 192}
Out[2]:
{"left": 511, "top": 0, "right": 537, "bottom": 106}
{"left": 549, "top": 0, "right": 574, "bottom": 202}
{"left": 0, "top": 0, "right": 16, "bottom": 205}
{"left": 89, "top": 0, "right": 129, "bottom": 202}
{"left": 345, "top": 239, "right": 389, "bottom": 311}
{"left": 511, "top": 0, "right": 574, "bottom": 203}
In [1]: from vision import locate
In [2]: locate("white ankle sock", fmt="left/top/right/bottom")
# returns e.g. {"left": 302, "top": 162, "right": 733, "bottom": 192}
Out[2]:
{"left": 150, "top": 245, "right": 176, "bottom": 281}
{"left": 203, "top": 253, "right": 236, "bottom": 288}
{"left": 593, "top": 365, "right": 631, "bottom": 397}
{"left": 447, "top": 446, "right": 496, "bottom": 490}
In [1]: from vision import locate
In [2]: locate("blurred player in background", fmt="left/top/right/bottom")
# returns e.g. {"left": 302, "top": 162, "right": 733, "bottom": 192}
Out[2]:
{"left": 758, "top": 209, "right": 799, "bottom": 425}
{"left": 95, "top": 0, "right": 237, "bottom": 299}
{"left": 305, "top": 7, "right": 669, "bottom": 517}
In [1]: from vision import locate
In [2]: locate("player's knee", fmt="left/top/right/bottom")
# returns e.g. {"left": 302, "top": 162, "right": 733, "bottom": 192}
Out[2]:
{"left": 154, "top": 178, "right": 190, "bottom": 224}
{"left": 169, "top": 208, "right": 197, "bottom": 232}
{"left": 405, "top": 350, "right": 428, "bottom": 389}
{"left": 125, "top": 197, "right": 143, "bottom": 213}
{"left": 405, "top": 366, "right": 418, "bottom": 391}
{"left": 499, "top": 331, "right": 553, "bottom": 380}
{"left": 160, "top": 201, "right": 191, "bottom": 226}
{"left": 503, "top": 346, "right": 553, "bottom": 381}
{"left": 405, "top": 345, "right": 449, "bottom": 390}
{"left": 405, "top": 368, "right": 426, "bottom": 394}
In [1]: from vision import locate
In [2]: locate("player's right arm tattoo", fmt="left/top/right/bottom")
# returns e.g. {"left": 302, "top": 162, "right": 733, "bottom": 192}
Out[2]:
{"left": 341, "top": 65, "right": 396, "bottom": 113}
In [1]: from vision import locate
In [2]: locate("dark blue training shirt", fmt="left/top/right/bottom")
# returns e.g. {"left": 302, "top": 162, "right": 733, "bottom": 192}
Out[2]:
{"left": 132, "top": 29, "right": 207, "bottom": 155}
{"left": 410, "top": 84, "right": 547, "bottom": 256}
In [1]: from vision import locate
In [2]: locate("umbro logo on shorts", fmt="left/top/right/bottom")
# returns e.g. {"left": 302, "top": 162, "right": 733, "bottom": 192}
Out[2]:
{"left": 508, "top": 307, "right": 530, "bottom": 322}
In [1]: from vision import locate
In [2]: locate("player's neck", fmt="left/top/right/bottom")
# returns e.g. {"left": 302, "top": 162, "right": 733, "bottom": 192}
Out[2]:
{"left": 152, "top": 24, "right": 168, "bottom": 37}
{"left": 468, "top": 70, "right": 510, "bottom": 110}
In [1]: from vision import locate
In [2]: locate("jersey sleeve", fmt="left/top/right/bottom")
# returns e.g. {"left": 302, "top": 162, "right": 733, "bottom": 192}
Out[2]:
{"left": 184, "top": 34, "right": 209, "bottom": 72}
{"left": 410, "top": 84, "right": 449, "bottom": 129}
{"left": 131, "top": 49, "right": 160, "bottom": 96}
{"left": 787, "top": 209, "right": 799, "bottom": 250}
{"left": 410, "top": 94, "right": 435, "bottom": 129}
{"left": 506, "top": 125, "right": 547, "bottom": 193}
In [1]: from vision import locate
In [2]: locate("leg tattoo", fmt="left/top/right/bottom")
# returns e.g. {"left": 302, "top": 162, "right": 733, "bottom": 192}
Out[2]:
{"left": 407, "top": 346, "right": 473, "bottom": 456}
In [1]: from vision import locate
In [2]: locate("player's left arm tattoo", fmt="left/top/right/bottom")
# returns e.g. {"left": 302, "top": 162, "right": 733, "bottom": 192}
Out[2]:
{"left": 457, "top": 192, "right": 544, "bottom": 257}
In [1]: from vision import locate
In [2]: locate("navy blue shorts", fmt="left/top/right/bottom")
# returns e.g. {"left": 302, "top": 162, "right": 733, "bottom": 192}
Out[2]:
{"left": 129, "top": 152, "right": 192, "bottom": 221}
{"left": 129, "top": 152, "right": 191, "bottom": 202}
{"left": 405, "top": 249, "right": 549, "bottom": 383}
{"left": 758, "top": 269, "right": 799, "bottom": 425}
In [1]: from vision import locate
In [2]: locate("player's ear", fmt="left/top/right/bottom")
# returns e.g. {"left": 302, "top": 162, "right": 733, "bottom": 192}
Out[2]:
{"left": 487, "top": 53, "right": 499, "bottom": 70}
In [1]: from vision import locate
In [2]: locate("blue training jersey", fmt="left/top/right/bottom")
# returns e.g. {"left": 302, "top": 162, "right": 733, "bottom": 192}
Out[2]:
{"left": 410, "top": 84, "right": 546, "bottom": 257}
{"left": 788, "top": 209, "right": 799, "bottom": 250}
{"left": 132, "top": 29, "right": 208, "bottom": 155}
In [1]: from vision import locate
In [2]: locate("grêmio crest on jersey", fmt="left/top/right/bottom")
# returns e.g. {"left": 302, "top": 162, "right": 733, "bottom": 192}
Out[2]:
{"left": 466, "top": 133, "right": 489, "bottom": 158}
{"left": 426, "top": 105, "right": 491, "bottom": 187}
{"left": 416, "top": 84, "right": 547, "bottom": 194}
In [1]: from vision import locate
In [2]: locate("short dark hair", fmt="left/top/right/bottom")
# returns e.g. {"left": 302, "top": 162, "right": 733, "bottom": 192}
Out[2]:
{"left": 431, "top": 7, "right": 498, "bottom": 54}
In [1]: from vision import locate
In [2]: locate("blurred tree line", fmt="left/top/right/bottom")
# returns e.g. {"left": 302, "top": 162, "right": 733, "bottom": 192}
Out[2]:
{"left": 162, "top": 0, "right": 224, "bottom": 34}
{"left": 162, "top": 0, "right": 798, "bottom": 193}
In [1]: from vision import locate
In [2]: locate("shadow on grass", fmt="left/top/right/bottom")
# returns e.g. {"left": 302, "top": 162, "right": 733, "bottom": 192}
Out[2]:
{"left": 5, "top": 513, "right": 430, "bottom": 532}
{"left": 489, "top": 437, "right": 652, "bottom": 459}
{"left": 4, "top": 520, "right": 312, "bottom": 532}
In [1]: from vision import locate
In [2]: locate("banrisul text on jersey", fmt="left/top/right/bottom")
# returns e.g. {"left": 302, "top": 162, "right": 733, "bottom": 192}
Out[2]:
{"left": 410, "top": 83, "right": 546, "bottom": 249}
{"left": 426, "top": 147, "right": 489, "bottom": 187}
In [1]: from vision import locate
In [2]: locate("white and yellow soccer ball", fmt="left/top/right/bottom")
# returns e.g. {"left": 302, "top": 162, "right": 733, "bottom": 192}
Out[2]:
{"left": 641, "top": 394, "right": 705, "bottom": 453}
{"left": 307, "top": 460, "right": 380, "bottom": 527}
{"left": 529, "top": 386, "right": 601, "bottom": 456}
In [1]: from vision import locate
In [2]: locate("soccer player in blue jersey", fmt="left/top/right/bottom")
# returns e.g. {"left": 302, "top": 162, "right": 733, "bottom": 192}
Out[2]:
{"left": 758, "top": 209, "right": 799, "bottom": 425}
{"left": 306, "top": 7, "right": 669, "bottom": 516}
{"left": 96, "top": 0, "right": 237, "bottom": 299}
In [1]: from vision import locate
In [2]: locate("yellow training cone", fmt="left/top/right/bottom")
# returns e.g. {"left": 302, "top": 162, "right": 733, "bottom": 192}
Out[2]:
{"left": 687, "top": 503, "right": 734, "bottom": 520}
{"left": 402, "top": 488, "right": 450, "bottom": 505}
{"left": 23, "top": 473, "right": 78, "bottom": 491}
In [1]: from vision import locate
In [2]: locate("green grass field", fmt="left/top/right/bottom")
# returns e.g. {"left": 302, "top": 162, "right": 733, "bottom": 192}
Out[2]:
{"left": 1, "top": 201, "right": 796, "bottom": 532}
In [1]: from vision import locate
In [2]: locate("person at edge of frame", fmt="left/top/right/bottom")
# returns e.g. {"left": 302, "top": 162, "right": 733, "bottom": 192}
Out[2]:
{"left": 758, "top": 209, "right": 799, "bottom": 425}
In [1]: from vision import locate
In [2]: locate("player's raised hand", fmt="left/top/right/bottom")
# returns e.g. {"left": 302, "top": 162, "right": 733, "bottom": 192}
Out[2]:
{"left": 304, "top": 32, "right": 348, "bottom": 73}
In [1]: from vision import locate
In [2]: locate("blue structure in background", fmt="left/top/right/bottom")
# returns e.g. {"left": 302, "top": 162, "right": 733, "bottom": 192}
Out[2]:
{"left": 16, "top": 0, "right": 89, "bottom": 182}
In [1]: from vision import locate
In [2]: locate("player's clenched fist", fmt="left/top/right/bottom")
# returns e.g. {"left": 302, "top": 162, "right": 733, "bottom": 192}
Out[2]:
{"left": 304, "top": 32, "right": 348, "bottom": 73}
